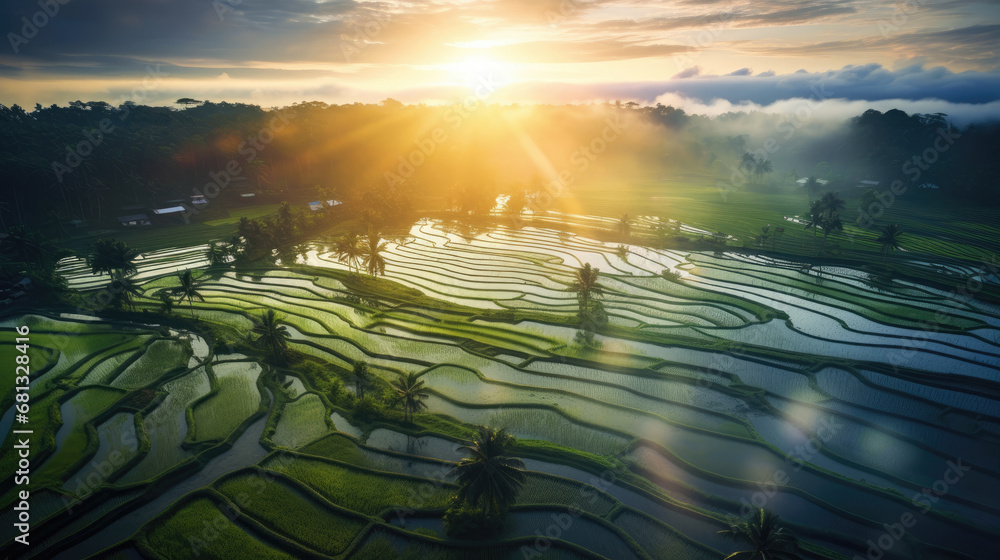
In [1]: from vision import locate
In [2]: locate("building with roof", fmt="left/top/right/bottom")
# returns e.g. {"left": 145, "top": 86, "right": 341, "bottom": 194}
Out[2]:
{"left": 117, "top": 213, "right": 151, "bottom": 227}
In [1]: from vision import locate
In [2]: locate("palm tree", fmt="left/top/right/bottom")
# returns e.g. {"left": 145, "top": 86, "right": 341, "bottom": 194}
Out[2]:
{"left": 352, "top": 360, "right": 371, "bottom": 401}
{"left": 362, "top": 230, "right": 388, "bottom": 278}
{"left": 718, "top": 508, "right": 802, "bottom": 560}
{"left": 205, "top": 242, "right": 230, "bottom": 267}
{"left": 753, "top": 159, "right": 773, "bottom": 184}
{"left": 276, "top": 201, "right": 298, "bottom": 239}
{"left": 876, "top": 224, "right": 904, "bottom": 262}
{"left": 335, "top": 232, "right": 363, "bottom": 274}
{"left": 569, "top": 263, "right": 603, "bottom": 321}
{"left": 653, "top": 216, "right": 673, "bottom": 244}
{"left": 1, "top": 227, "right": 44, "bottom": 264}
{"left": 157, "top": 291, "right": 174, "bottom": 315}
{"left": 88, "top": 238, "right": 139, "bottom": 279}
{"left": 172, "top": 269, "right": 204, "bottom": 317}
{"left": 771, "top": 226, "right": 785, "bottom": 250}
{"left": 818, "top": 191, "right": 846, "bottom": 219}
{"left": 617, "top": 213, "right": 631, "bottom": 237}
{"left": 505, "top": 190, "right": 528, "bottom": 217}
{"left": 251, "top": 309, "right": 291, "bottom": 365}
{"left": 757, "top": 224, "right": 771, "bottom": 248}
{"left": 818, "top": 214, "right": 844, "bottom": 252}
{"left": 110, "top": 276, "right": 144, "bottom": 311}
{"left": 391, "top": 371, "right": 428, "bottom": 423}
{"left": 450, "top": 426, "right": 526, "bottom": 519}
{"left": 803, "top": 200, "right": 823, "bottom": 246}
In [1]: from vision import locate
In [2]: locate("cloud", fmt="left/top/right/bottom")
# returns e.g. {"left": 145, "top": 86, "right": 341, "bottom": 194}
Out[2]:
{"left": 736, "top": 24, "right": 1000, "bottom": 68}
{"left": 672, "top": 66, "right": 702, "bottom": 79}
{"left": 648, "top": 63, "right": 1000, "bottom": 105}
{"left": 650, "top": 92, "right": 1000, "bottom": 127}
{"left": 486, "top": 63, "right": 1000, "bottom": 124}
{"left": 726, "top": 67, "right": 753, "bottom": 76}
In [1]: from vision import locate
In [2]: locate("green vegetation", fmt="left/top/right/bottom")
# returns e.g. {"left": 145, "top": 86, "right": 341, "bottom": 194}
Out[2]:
{"left": 215, "top": 471, "right": 367, "bottom": 555}
{"left": 446, "top": 425, "right": 526, "bottom": 536}
{"left": 143, "top": 496, "right": 298, "bottom": 560}
{"left": 190, "top": 363, "right": 262, "bottom": 443}
{"left": 2, "top": 204, "right": 997, "bottom": 560}
{"left": 261, "top": 454, "right": 453, "bottom": 516}
{"left": 271, "top": 393, "right": 330, "bottom": 449}
{"left": 251, "top": 310, "right": 291, "bottom": 365}
{"left": 718, "top": 508, "right": 803, "bottom": 560}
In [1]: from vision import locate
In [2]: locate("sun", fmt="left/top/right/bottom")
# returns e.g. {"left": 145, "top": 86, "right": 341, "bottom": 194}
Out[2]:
{"left": 439, "top": 55, "right": 517, "bottom": 88}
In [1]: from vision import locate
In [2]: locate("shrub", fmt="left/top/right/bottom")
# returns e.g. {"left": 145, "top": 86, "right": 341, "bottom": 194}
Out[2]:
{"left": 442, "top": 499, "right": 505, "bottom": 538}
{"left": 660, "top": 269, "right": 682, "bottom": 281}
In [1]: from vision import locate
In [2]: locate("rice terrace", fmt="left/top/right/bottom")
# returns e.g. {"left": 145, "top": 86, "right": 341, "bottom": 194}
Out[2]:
{"left": 2, "top": 2, "right": 1000, "bottom": 560}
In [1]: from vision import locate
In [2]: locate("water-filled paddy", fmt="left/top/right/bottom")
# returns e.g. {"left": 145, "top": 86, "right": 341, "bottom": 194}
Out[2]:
{"left": 5, "top": 217, "right": 999, "bottom": 560}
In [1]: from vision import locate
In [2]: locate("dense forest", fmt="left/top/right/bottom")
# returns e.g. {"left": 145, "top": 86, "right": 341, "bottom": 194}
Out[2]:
{"left": 1, "top": 100, "right": 997, "bottom": 231}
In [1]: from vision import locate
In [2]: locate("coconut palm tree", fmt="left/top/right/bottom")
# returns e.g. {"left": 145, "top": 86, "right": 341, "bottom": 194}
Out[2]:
{"left": 817, "top": 214, "right": 844, "bottom": 255}
{"left": 88, "top": 238, "right": 139, "bottom": 279}
{"left": 335, "top": 232, "right": 363, "bottom": 274}
{"left": 617, "top": 213, "right": 631, "bottom": 237}
{"left": 876, "top": 223, "right": 904, "bottom": 262}
{"left": 756, "top": 224, "right": 771, "bottom": 248}
{"left": 803, "top": 200, "right": 823, "bottom": 246}
{"left": 771, "top": 226, "right": 785, "bottom": 250}
{"left": 205, "top": 242, "right": 230, "bottom": 267}
{"left": 718, "top": 508, "right": 802, "bottom": 560}
{"left": 391, "top": 371, "right": 428, "bottom": 423}
{"left": 157, "top": 291, "right": 174, "bottom": 315}
{"left": 753, "top": 159, "right": 773, "bottom": 184}
{"left": 653, "top": 216, "right": 673, "bottom": 245}
{"left": 818, "top": 191, "right": 846, "bottom": 219}
{"left": 569, "top": 263, "right": 603, "bottom": 321}
{"left": 251, "top": 309, "right": 291, "bottom": 365}
{"left": 362, "top": 230, "right": 388, "bottom": 278}
{"left": 450, "top": 425, "right": 526, "bottom": 519}
{"left": 111, "top": 276, "right": 144, "bottom": 311}
{"left": 505, "top": 190, "right": 528, "bottom": 217}
{"left": 352, "top": 360, "right": 371, "bottom": 401}
{"left": 172, "top": 269, "right": 204, "bottom": 317}
{"left": 1, "top": 227, "right": 44, "bottom": 264}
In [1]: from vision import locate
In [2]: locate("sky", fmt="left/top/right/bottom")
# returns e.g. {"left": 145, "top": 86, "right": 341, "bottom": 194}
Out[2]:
{"left": 1, "top": 0, "right": 999, "bottom": 117}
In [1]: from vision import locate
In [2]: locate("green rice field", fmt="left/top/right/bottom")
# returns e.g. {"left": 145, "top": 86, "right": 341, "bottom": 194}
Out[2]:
{"left": 2, "top": 212, "right": 998, "bottom": 560}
